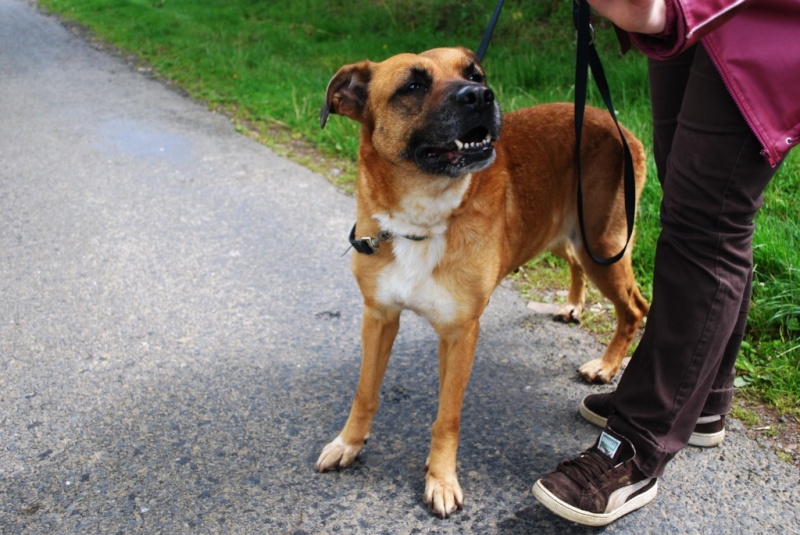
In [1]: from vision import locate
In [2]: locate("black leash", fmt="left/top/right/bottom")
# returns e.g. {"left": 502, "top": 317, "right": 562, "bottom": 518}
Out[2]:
{"left": 476, "top": 0, "right": 505, "bottom": 62}
{"left": 476, "top": 0, "right": 636, "bottom": 265}
{"left": 572, "top": 0, "right": 636, "bottom": 265}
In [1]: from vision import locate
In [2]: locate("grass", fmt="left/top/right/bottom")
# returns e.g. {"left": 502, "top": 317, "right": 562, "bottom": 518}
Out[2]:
{"left": 39, "top": 0, "right": 799, "bottom": 417}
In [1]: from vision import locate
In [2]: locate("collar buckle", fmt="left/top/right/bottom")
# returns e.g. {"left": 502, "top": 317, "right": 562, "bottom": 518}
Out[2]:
{"left": 347, "top": 223, "right": 429, "bottom": 255}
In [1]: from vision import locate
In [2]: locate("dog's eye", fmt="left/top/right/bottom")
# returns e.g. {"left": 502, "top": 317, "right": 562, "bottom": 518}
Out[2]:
{"left": 395, "top": 68, "right": 431, "bottom": 98}
{"left": 468, "top": 72, "right": 485, "bottom": 84}
{"left": 399, "top": 82, "right": 426, "bottom": 95}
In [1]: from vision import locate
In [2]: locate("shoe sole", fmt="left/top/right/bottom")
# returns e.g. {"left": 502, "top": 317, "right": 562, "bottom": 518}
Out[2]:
{"left": 532, "top": 479, "right": 658, "bottom": 527}
{"left": 686, "top": 429, "right": 726, "bottom": 448}
{"left": 579, "top": 399, "right": 726, "bottom": 448}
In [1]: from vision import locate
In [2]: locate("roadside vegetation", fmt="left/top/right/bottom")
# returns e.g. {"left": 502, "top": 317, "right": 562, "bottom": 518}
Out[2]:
{"left": 40, "top": 0, "right": 799, "bottom": 422}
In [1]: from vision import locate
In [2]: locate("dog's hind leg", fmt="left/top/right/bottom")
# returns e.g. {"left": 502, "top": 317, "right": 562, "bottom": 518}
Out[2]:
{"left": 577, "top": 254, "right": 649, "bottom": 383}
{"left": 316, "top": 305, "right": 401, "bottom": 471}
{"left": 423, "top": 318, "right": 480, "bottom": 518}
{"left": 550, "top": 242, "right": 587, "bottom": 324}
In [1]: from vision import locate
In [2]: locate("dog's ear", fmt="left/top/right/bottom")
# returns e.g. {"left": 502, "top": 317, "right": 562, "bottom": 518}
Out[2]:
{"left": 320, "top": 61, "right": 373, "bottom": 129}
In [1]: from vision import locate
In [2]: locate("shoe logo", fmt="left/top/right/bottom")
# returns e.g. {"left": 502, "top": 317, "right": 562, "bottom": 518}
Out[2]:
{"left": 598, "top": 431, "right": 621, "bottom": 459}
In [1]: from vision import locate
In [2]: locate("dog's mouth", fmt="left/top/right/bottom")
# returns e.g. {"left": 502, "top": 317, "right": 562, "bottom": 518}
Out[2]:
{"left": 415, "top": 125, "right": 496, "bottom": 175}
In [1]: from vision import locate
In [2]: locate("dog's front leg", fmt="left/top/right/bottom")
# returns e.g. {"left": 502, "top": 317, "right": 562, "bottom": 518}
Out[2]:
{"left": 316, "top": 305, "right": 400, "bottom": 472}
{"left": 424, "top": 319, "right": 480, "bottom": 518}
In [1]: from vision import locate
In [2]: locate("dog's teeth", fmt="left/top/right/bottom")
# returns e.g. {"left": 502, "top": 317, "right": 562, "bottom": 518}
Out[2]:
{"left": 454, "top": 137, "right": 491, "bottom": 151}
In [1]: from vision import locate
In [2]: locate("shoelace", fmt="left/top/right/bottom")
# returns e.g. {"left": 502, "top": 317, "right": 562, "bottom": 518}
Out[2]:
{"left": 557, "top": 448, "right": 616, "bottom": 488}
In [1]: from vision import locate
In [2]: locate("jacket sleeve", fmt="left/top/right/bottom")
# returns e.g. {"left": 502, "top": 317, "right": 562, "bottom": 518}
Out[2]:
{"left": 629, "top": 0, "right": 752, "bottom": 59}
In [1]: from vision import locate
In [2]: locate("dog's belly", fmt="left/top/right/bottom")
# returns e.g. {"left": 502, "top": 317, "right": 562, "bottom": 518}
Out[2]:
{"left": 375, "top": 235, "right": 458, "bottom": 324}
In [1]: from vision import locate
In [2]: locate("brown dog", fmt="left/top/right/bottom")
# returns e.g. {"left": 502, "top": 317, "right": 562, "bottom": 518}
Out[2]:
{"left": 315, "top": 47, "right": 648, "bottom": 517}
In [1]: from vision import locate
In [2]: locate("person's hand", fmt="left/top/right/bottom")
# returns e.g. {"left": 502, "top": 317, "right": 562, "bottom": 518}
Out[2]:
{"left": 587, "top": 0, "right": 667, "bottom": 34}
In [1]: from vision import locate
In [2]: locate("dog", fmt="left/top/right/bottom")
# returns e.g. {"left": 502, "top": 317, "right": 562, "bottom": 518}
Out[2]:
{"left": 315, "top": 47, "right": 649, "bottom": 517}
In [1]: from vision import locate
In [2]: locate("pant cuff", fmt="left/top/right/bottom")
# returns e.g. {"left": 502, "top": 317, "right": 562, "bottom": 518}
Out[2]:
{"left": 702, "top": 386, "right": 734, "bottom": 416}
{"left": 607, "top": 417, "right": 675, "bottom": 479}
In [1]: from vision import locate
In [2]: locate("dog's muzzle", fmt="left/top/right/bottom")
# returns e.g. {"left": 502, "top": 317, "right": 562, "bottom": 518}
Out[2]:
{"left": 412, "top": 83, "right": 501, "bottom": 177}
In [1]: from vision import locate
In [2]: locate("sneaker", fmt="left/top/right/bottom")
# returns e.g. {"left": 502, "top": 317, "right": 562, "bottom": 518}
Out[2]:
{"left": 532, "top": 429, "right": 658, "bottom": 526}
{"left": 580, "top": 392, "right": 726, "bottom": 448}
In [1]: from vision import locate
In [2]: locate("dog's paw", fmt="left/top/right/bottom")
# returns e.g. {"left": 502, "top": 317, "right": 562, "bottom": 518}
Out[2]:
{"left": 423, "top": 470, "right": 464, "bottom": 518}
{"left": 578, "top": 358, "right": 617, "bottom": 384}
{"left": 554, "top": 303, "right": 582, "bottom": 324}
{"left": 315, "top": 435, "right": 365, "bottom": 472}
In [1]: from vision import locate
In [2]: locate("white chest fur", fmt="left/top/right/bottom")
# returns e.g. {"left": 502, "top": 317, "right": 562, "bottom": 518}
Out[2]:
{"left": 372, "top": 175, "right": 471, "bottom": 324}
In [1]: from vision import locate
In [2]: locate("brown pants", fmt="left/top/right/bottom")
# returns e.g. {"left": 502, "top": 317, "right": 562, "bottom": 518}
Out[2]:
{"left": 607, "top": 45, "right": 780, "bottom": 478}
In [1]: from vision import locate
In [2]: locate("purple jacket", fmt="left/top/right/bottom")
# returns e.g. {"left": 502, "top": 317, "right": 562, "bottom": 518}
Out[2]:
{"left": 629, "top": 0, "right": 800, "bottom": 167}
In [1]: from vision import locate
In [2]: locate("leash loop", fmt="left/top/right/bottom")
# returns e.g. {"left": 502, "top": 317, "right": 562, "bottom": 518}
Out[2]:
{"left": 476, "top": 0, "right": 636, "bottom": 265}
{"left": 573, "top": 0, "right": 637, "bottom": 265}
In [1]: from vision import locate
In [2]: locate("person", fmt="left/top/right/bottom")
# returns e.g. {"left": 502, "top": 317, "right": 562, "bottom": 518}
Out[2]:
{"left": 531, "top": 0, "right": 800, "bottom": 527}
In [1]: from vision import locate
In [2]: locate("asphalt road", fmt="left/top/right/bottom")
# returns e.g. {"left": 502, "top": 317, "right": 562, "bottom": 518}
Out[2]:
{"left": 1, "top": 1, "right": 798, "bottom": 533}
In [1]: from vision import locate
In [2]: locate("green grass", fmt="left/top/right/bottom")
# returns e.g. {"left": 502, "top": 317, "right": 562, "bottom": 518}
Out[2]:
{"left": 39, "top": 0, "right": 799, "bottom": 417}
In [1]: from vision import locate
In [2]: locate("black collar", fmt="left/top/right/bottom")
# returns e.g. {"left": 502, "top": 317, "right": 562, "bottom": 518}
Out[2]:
{"left": 348, "top": 223, "right": 428, "bottom": 255}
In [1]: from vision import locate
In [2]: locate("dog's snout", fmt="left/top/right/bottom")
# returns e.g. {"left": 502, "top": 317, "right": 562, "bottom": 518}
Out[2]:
{"left": 454, "top": 85, "right": 495, "bottom": 110}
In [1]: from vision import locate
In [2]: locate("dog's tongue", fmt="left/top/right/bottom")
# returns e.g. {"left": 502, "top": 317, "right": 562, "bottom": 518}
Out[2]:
{"left": 446, "top": 149, "right": 463, "bottom": 164}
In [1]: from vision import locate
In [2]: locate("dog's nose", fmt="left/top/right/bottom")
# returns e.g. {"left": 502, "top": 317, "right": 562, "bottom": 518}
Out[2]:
{"left": 454, "top": 84, "right": 495, "bottom": 110}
